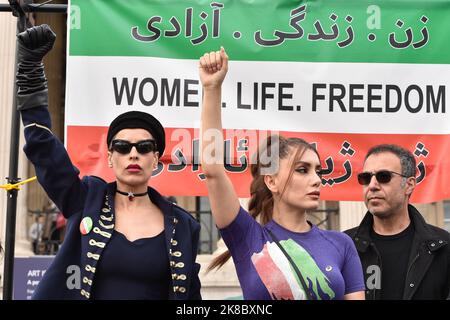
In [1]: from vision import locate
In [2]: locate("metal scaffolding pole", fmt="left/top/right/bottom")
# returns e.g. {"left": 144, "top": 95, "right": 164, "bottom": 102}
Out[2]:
{"left": 0, "top": 3, "right": 67, "bottom": 13}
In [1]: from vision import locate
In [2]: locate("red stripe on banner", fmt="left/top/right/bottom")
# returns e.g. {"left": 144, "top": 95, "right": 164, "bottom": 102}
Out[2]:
{"left": 67, "top": 126, "right": 450, "bottom": 202}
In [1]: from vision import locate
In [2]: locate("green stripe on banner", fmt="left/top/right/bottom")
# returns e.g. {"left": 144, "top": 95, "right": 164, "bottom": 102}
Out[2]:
{"left": 69, "top": 0, "right": 450, "bottom": 64}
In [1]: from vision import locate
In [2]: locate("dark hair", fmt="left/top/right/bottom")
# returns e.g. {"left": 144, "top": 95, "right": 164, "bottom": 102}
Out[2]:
{"left": 365, "top": 144, "right": 416, "bottom": 178}
{"left": 208, "top": 135, "right": 320, "bottom": 271}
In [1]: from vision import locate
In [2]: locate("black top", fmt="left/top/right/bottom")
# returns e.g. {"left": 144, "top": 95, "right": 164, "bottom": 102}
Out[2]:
{"left": 371, "top": 222, "right": 415, "bottom": 300}
{"left": 91, "top": 230, "right": 171, "bottom": 300}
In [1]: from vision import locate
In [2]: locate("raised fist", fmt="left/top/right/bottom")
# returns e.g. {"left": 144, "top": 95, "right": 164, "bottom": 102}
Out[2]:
{"left": 199, "top": 47, "right": 229, "bottom": 90}
{"left": 17, "top": 24, "right": 56, "bottom": 62}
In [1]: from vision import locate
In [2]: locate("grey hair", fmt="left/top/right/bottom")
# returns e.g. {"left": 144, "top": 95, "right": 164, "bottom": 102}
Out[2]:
{"left": 365, "top": 144, "right": 416, "bottom": 178}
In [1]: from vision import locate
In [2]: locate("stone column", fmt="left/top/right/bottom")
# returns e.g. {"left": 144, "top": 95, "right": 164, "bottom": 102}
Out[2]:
{"left": 197, "top": 198, "right": 248, "bottom": 299}
{"left": 411, "top": 202, "right": 444, "bottom": 227}
{"left": 198, "top": 239, "right": 242, "bottom": 299}
{"left": 339, "top": 201, "right": 367, "bottom": 231}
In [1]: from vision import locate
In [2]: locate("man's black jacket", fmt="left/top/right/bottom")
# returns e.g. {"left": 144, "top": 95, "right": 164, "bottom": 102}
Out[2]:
{"left": 345, "top": 205, "right": 450, "bottom": 300}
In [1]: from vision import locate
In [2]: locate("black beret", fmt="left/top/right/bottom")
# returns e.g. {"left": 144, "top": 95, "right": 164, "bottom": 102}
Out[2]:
{"left": 107, "top": 111, "right": 165, "bottom": 156}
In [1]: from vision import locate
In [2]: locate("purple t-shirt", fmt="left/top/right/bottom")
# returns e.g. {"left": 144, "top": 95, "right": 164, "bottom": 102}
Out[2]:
{"left": 220, "top": 207, "right": 365, "bottom": 300}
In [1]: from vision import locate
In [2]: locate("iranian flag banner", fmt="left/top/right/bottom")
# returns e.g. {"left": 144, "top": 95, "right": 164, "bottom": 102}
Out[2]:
{"left": 66, "top": 0, "right": 450, "bottom": 202}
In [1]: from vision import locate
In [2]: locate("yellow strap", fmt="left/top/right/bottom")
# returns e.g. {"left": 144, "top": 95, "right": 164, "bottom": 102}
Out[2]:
{"left": 0, "top": 176, "right": 37, "bottom": 191}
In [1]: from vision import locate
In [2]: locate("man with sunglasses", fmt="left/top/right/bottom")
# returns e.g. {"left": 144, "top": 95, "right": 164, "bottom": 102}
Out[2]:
{"left": 345, "top": 144, "right": 450, "bottom": 300}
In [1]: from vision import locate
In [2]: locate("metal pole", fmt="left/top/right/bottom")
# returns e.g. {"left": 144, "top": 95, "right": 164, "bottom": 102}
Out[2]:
{"left": 2, "top": 61, "right": 20, "bottom": 300}
{"left": 1, "top": 1, "right": 67, "bottom": 300}
{"left": 0, "top": 3, "right": 67, "bottom": 13}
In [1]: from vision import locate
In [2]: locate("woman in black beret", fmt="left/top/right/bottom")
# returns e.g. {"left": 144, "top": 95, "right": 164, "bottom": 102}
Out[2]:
{"left": 15, "top": 24, "right": 201, "bottom": 300}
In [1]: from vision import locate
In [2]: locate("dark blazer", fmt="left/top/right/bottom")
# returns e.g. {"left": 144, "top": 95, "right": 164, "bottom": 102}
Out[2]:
{"left": 20, "top": 105, "right": 201, "bottom": 300}
{"left": 345, "top": 204, "right": 450, "bottom": 300}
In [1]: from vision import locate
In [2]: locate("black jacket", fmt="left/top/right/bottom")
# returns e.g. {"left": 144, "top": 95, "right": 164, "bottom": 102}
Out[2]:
{"left": 21, "top": 104, "right": 202, "bottom": 300}
{"left": 345, "top": 204, "right": 450, "bottom": 300}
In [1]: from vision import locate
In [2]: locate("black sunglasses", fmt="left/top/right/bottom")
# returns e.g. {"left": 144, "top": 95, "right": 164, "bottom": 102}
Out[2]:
{"left": 110, "top": 139, "right": 157, "bottom": 154}
{"left": 357, "top": 170, "right": 409, "bottom": 185}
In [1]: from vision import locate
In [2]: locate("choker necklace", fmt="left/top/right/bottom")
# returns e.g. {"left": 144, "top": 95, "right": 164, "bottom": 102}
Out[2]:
{"left": 116, "top": 189, "right": 148, "bottom": 201}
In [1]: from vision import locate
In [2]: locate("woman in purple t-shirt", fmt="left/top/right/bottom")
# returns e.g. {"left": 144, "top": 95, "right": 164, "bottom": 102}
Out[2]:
{"left": 199, "top": 48, "right": 365, "bottom": 300}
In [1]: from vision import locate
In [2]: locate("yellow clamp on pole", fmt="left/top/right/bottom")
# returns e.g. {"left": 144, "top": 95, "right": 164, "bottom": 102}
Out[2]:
{"left": 0, "top": 176, "right": 37, "bottom": 191}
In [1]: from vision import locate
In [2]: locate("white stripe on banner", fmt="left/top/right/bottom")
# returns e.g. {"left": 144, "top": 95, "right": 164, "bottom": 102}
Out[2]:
{"left": 66, "top": 56, "right": 450, "bottom": 134}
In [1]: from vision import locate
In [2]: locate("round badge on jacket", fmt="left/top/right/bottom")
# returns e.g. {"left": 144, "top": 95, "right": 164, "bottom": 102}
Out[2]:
{"left": 80, "top": 217, "right": 93, "bottom": 235}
